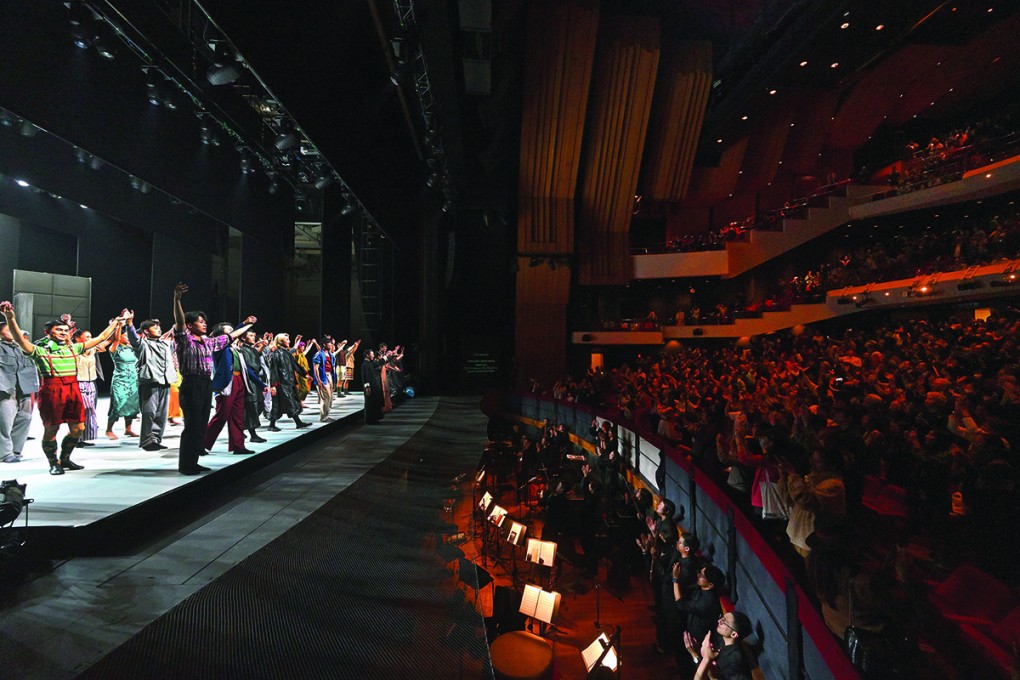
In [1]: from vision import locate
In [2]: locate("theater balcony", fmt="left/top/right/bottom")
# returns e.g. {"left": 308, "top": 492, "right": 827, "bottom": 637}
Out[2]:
{"left": 573, "top": 260, "right": 1020, "bottom": 345}
{"left": 850, "top": 151, "right": 1020, "bottom": 221}
{"left": 632, "top": 184, "right": 885, "bottom": 280}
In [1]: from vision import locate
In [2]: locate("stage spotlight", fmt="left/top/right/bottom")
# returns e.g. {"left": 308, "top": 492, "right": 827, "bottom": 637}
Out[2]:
{"left": 161, "top": 84, "right": 179, "bottom": 110}
{"left": 199, "top": 123, "right": 213, "bottom": 145}
{"left": 239, "top": 155, "right": 252, "bottom": 175}
{"left": 92, "top": 19, "right": 116, "bottom": 60}
{"left": 441, "top": 199, "right": 452, "bottom": 213}
{"left": 314, "top": 172, "right": 333, "bottom": 190}
{"left": 274, "top": 129, "right": 300, "bottom": 152}
{"left": 19, "top": 120, "right": 39, "bottom": 138}
{"left": 268, "top": 178, "right": 280, "bottom": 194}
{"left": 390, "top": 60, "right": 408, "bottom": 86}
{"left": 68, "top": 1, "right": 93, "bottom": 49}
{"left": 425, "top": 172, "right": 439, "bottom": 188}
{"left": 88, "top": 155, "right": 104, "bottom": 170}
{"left": 68, "top": 1, "right": 89, "bottom": 26}
{"left": 207, "top": 62, "right": 240, "bottom": 86}
{"left": 340, "top": 199, "right": 357, "bottom": 216}
{"left": 144, "top": 70, "right": 162, "bottom": 105}
{"left": 129, "top": 175, "right": 151, "bottom": 193}
{"left": 0, "top": 111, "right": 16, "bottom": 127}
{"left": 94, "top": 35, "right": 115, "bottom": 60}
{"left": 74, "top": 147, "right": 92, "bottom": 165}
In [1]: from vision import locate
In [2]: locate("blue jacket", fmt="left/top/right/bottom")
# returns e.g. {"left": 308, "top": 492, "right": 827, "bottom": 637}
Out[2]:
{"left": 212, "top": 345, "right": 266, "bottom": 395}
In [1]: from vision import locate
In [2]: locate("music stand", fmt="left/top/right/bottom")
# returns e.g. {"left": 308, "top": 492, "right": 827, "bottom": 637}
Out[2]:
{"left": 507, "top": 521, "right": 527, "bottom": 588}
{"left": 582, "top": 627, "right": 621, "bottom": 679}
{"left": 437, "top": 542, "right": 465, "bottom": 564}
{"left": 459, "top": 556, "right": 494, "bottom": 606}
{"left": 519, "top": 583, "right": 562, "bottom": 637}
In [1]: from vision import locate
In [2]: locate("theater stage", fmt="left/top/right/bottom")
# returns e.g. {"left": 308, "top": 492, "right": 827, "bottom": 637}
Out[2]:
{"left": 4, "top": 392, "right": 366, "bottom": 554}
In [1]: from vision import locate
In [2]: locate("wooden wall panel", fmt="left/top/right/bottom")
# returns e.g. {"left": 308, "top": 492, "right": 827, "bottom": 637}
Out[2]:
{"left": 713, "top": 192, "right": 757, "bottom": 227}
{"left": 517, "top": 0, "right": 599, "bottom": 255}
{"left": 781, "top": 90, "right": 839, "bottom": 176}
{"left": 734, "top": 95, "right": 797, "bottom": 194}
{"left": 576, "top": 16, "right": 661, "bottom": 286}
{"left": 641, "top": 41, "right": 713, "bottom": 202}
{"left": 683, "top": 137, "right": 748, "bottom": 208}
{"left": 665, "top": 206, "right": 711, "bottom": 240}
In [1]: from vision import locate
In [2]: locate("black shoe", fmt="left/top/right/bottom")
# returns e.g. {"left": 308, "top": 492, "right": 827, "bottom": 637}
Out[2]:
{"left": 158, "top": 444, "right": 169, "bottom": 450}
{"left": 143, "top": 443, "right": 162, "bottom": 452}
{"left": 49, "top": 463, "right": 65, "bottom": 476}
{"left": 249, "top": 434, "right": 268, "bottom": 443}
{"left": 179, "top": 464, "right": 211, "bottom": 475}
{"left": 78, "top": 441, "right": 95, "bottom": 448}
{"left": 268, "top": 426, "right": 282, "bottom": 432}
{"left": 60, "top": 458, "right": 85, "bottom": 471}
{"left": 295, "top": 421, "right": 312, "bottom": 429}
{"left": 200, "top": 449, "right": 210, "bottom": 456}
{"left": 232, "top": 448, "right": 256, "bottom": 455}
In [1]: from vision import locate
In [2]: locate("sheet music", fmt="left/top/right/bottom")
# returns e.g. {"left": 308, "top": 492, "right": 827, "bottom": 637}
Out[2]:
{"left": 488, "top": 504, "right": 507, "bottom": 527}
{"left": 535, "top": 590, "right": 560, "bottom": 624}
{"left": 519, "top": 583, "right": 541, "bottom": 617}
{"left": 508, "top": 522, "right": 526, "bottom": 546}
{"left": 581, "top": 634, "right": 608, "bottom": 670}
{"left": 479, "top": 491, "right": 493, "bottom": 511}
{"left": 581, "top": 634, "right": 617, "bottom": 671}
{"left": 526, "top": 538, "right": 540, "bottom": 563}
{"left": 539, "top": 541, "right": 556, "bottom": 566}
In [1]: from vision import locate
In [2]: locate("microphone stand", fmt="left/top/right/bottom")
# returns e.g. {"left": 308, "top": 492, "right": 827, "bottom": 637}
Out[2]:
{"left": 593, "top": 579, "right": 601, "bottom": 629}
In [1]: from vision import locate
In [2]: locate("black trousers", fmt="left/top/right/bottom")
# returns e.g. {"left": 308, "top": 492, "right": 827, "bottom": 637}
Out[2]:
{"left": 178, "top": 375, "right": 212, "bottom": 470}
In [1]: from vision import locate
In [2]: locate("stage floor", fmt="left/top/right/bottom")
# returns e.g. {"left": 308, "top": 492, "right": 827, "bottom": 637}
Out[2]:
{"left": 5, "top": 392, "right": 364, "bottom": 527}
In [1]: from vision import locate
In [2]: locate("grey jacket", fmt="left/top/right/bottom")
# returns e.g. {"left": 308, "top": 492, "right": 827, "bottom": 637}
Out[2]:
{"left": 126, "top": 325, "right": 177, "bottom": 386}
{"left": 0, "top": 340, "right": 41, "bottom": 395}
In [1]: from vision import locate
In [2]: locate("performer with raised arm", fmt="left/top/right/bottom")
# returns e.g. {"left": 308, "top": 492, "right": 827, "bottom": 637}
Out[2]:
{"left": 204, "top": 322, "right": 267, "bottom": 455}
{"left": 339, "top": 339, "right": 360, "bottom": 397}
{"left": 125, "top": 313, "right": 178, "bottom": 451}
{"left": 104, "top": 313, "right": 140, "bottom": 440}
{"left": 173, "top": 283, "right": 256, "bottom": 475}
{"left": 237, "top": 328, "right": 269, "bottom": 444}
{"left": 267, "top": 333, "right": 311, "bottom": 431}
{"left": 0, "top": 300, "right": 126, "bottom": 475}
{"left": 72, "top": 325, "right": 106, "bottom": 448}
{"left": 0, "top": 315, "right": 40, "bottom": 465}
{"left": 360, "top": 348, "right": 388, "bottom": 424}
{"left": 292, "top": 336, "right": 314, "bottom": 409}
{"left": 311, "top": 338, "right": 335, "bottom": 422}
